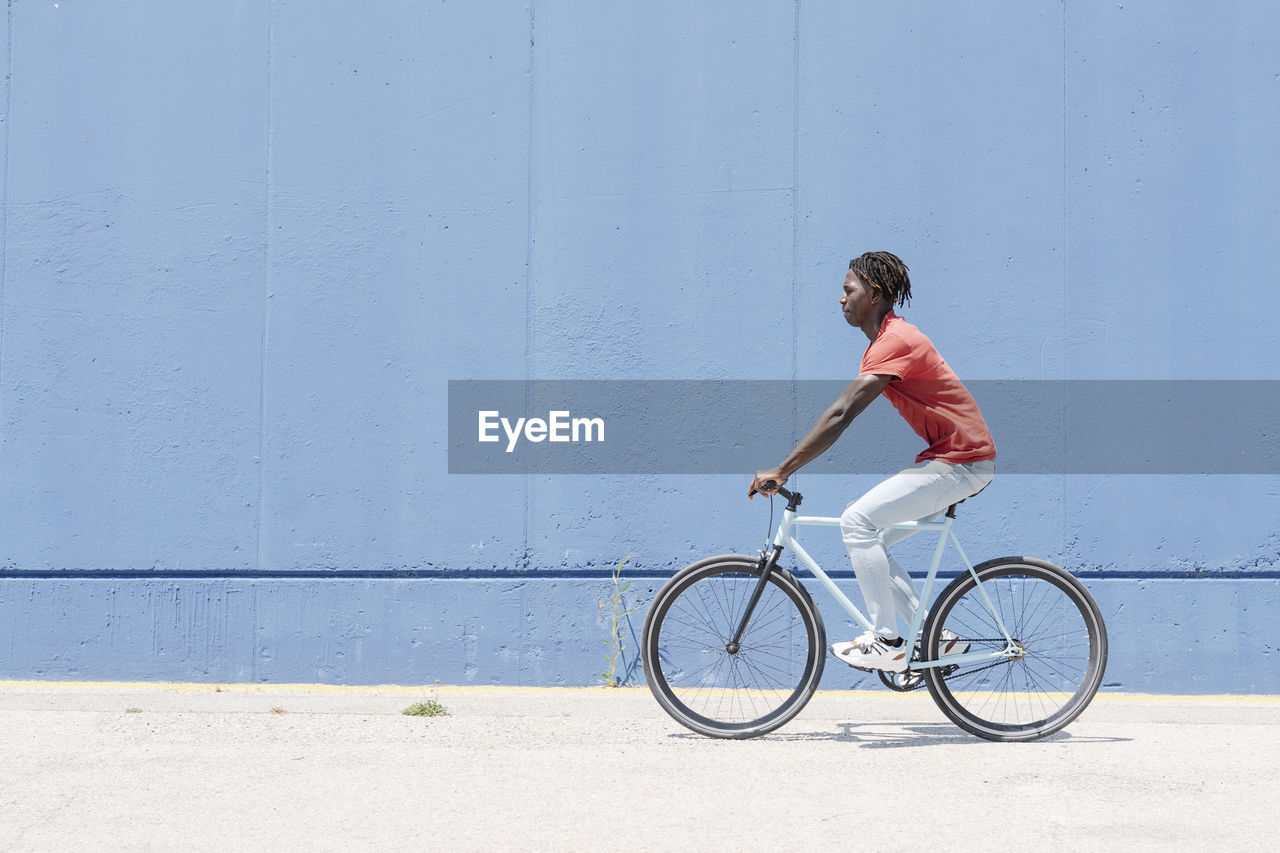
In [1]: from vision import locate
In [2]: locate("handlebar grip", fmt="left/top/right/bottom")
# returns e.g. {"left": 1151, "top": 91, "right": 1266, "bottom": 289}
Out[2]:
{"left": 748, "top": 479, "right": 778, "bottom": 498}
{"left": 748, "top": 479, "right": 801, "bottom": 505}
{"left": 750, "top": 480, "right": 797, "bottom": 503}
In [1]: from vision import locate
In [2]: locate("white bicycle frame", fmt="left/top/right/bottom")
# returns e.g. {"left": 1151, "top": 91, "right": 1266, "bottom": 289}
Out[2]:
{"left": 774, "top": 505, "right": 1019, "bottom": 671}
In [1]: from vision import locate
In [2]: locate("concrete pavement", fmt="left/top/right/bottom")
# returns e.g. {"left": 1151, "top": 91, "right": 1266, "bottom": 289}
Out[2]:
{"left": 1, "top": 682, "right": 1277, "bottom": 852}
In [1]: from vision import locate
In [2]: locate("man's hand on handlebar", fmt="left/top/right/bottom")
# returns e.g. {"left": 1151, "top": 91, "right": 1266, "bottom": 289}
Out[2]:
{"left": 749, "top": 468, "right": 787, "bottom": 499}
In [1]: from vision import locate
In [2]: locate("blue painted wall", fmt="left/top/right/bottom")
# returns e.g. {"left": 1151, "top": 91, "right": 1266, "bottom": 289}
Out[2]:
{"left": 2, "top": 2, "right": 1278, "bottom": 691}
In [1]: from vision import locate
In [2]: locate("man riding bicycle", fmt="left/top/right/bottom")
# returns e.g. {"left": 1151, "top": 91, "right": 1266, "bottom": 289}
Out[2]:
{"left": 748, "top": 251, "right": 997, "bottom": 673}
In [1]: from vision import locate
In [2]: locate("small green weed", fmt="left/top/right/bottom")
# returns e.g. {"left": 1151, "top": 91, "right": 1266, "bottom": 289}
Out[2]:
{"left": 600, "top": 553, "right": 641, "bottom": 687}
{"left": 403, "top": 699, "right": 448, "bottom": 717}
{"left": 125, "top": 708, "right": 143, "bottom": 714}
{"left": 403, "top": 680, "right": 448, "bottom": 717}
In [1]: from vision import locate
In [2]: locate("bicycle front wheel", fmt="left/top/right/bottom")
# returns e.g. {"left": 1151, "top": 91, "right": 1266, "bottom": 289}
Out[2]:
{"left": 641, "top": 555, "right": 826, "bottom": 739}
{"left": 923, "top": 557, "right": 1108, "bottom": 742}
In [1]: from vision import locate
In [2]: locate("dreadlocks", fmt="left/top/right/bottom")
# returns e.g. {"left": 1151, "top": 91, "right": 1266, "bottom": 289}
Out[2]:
{"left": 849, "top": 251, "right": 912, "bottom": 307}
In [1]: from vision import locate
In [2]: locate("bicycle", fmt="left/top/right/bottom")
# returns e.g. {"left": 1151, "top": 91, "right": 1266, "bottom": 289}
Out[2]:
{"left": 640, "top": 484, "right": 1108, "bottom": 742}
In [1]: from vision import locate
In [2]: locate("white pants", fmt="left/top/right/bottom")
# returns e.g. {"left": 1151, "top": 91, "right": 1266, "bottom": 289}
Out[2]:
{"left": 840, "top": 459, "right": 995, "bottom": 639}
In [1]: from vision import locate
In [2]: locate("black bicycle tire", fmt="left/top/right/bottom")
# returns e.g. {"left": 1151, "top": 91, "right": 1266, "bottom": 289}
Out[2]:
{"left": 922, "top": 557, "right": 1108, "bottom": 742}
{"left": 641, "top": 554, "right": 826, "bottom": 739}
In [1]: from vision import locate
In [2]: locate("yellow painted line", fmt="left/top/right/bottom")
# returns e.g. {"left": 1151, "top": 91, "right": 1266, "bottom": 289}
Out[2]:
{"left": 0, "top": 680, "right": 650, "bottom": 695}
{"left": 1, "top": 680, "right": 1278, "bottom": 703}
{"left": 1089, "top": 692, "right": 1280, "bottom": 704}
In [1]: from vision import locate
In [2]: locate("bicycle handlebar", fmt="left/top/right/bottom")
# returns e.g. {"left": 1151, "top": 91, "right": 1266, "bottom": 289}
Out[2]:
{"left": 749, "top": 480, "right": 801, "bottom": 506}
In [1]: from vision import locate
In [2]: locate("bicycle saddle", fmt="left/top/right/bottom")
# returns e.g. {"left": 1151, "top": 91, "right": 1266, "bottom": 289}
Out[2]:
{"left": 945, "top": 481, "right": 989, "bottom": 519}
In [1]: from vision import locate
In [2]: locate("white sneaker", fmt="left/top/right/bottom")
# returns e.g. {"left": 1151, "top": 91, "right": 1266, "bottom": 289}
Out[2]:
{"left": 937, "top": 629, "right": 970, "bottom": 658}
{"left": 831, "top": 631, "right": 909, "bottom": 673}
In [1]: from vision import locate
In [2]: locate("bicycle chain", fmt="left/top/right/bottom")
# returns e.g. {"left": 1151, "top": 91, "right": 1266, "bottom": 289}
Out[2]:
{"left": 893, "top": 639, "right": 1015, "bottom": 692}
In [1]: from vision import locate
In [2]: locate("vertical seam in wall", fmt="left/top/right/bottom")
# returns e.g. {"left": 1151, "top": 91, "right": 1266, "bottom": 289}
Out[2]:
{"left": 0, "top": 1, "right": 13, "bottom": 440}
{"left": 1061, "top": 0, "right": 1069, "bottom": 361}
{"left": 257, "top": 1, "right": 275, "bottom": 572}
{"left": 791, "top": 0, "right": 801, "bottom": 448}
{"left": 1061, "top": 0, "right": 1070, "bottom": 541}
{"left": 522, "top": 0, "right": 536, "bottom": 568}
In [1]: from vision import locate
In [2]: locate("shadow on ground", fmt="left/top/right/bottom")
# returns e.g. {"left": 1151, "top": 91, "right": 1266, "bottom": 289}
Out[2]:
{"left": 670, "top": 722, "right": 1133, "bottom": 747}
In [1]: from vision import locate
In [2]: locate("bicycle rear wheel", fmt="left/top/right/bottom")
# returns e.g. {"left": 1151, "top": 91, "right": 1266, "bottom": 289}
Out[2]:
{"left": 641, "top": 554, "right": 826, "bottom": 739}
{"left": 923, "top": 557, "right": 1107, "bottom": 742}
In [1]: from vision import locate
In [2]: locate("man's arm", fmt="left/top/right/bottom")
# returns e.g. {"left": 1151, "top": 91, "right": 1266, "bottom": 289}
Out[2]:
{"left": 749, "top": 373, "right": 894, "bottom": 496}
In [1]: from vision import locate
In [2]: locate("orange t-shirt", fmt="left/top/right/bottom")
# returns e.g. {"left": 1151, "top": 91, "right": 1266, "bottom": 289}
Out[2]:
{"left": 859, "top": 311, "right": 997, "bottom": 464}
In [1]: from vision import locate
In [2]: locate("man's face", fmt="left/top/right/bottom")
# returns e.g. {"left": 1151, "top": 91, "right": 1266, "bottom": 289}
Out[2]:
{"left": 840, "top": 269, "right": 880, "bottom": 327}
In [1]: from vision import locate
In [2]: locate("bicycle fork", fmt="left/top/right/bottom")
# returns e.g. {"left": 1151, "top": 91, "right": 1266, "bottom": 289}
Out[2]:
{"left": 725, "top": 544, "right": 783, "bottom": 653}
